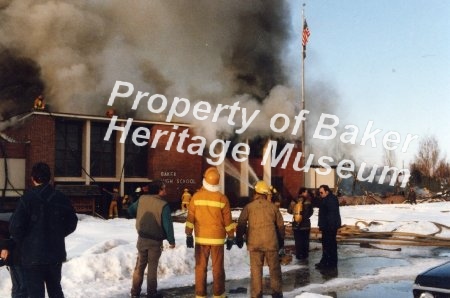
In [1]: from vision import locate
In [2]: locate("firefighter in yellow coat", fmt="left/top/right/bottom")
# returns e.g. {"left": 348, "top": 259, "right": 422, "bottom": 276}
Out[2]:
{"left": 185, "top": 167, "right": 235, "bottom": 298}
{"left": 181, "top": 188, "right": 192, "bottom": 211}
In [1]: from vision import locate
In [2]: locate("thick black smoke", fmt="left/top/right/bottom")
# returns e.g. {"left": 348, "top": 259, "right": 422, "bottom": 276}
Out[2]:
{"left": 224, "top": 1, "right": 291, "bottom": 100}
{"left": 0, "top": 1, "right": 293, "bottom": 117}
{"left": 0, "top": 49, "right": 44, "bottom": 120}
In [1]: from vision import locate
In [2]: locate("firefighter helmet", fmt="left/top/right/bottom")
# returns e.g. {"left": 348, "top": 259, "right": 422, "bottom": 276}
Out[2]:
{"left": 254, "top": 180, "right": 270, "bottom": 195}
{"left": 202, "top": 167, "right": 221, "bottom": 192}
{"left": 270, "top": 185, "right": 277, "bottom": 194}
{"left": 204, "top": 167, "right": 220, "bottom": 185}
{"left": 184, "top": 188, "right": 189, "bottom": 192}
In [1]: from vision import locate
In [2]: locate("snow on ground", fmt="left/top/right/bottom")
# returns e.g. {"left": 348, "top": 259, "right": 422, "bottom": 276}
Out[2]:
{"left": 1, "top": 202, "right": 450, "bottom": 297}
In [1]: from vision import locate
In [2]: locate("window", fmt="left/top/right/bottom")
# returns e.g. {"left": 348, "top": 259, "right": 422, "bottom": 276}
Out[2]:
{"left": 124, "top": 126, "right": 149, "bottom": 177}
{"left": 55, "top": 119, "right": 83, "bottom": 177}
{"left": 90, "top": 122, "right": 116, "bottom": 177}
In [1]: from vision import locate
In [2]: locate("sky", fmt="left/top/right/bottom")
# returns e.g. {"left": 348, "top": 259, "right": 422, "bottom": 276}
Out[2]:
{"left": 288, "top": 0, "right": 450, "bottom": 167}
{"left": 1, "top": 202, "right": 450, "bottom": 297}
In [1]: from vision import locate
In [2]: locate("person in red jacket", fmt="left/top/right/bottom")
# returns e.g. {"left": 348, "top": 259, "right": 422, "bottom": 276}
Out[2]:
{"left": 185, "top": 167, "right": 235, "bottom": 298}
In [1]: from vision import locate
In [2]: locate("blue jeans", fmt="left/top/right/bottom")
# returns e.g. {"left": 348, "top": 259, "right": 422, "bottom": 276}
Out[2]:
{"left": 23, "top": 263, "right": 64, "bottom": 298}
{"left": 9, "top": 265, "right": 28, "bottom": 298}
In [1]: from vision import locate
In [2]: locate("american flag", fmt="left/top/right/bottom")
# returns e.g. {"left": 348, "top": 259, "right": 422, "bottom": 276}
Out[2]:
{"left": 302, "top": 19, "right": 310, "bottom": 47}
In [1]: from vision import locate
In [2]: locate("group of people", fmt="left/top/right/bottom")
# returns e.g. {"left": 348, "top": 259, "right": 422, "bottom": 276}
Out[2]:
{"left": 288, "top": 185, "right": 342, "bottom": 270}
{"left": 0, "top": 162, "right": 78, "bottom": 298}
{"left": 0, "top": 163, "right": 341, "bottom": 298}
{"left": 129, "top": 167, "right": 285, "bottom": 298}
{"left": 184, "top": 168, "right": 287, "bottom": 298}
{"left": 131, "top": 166, "right": 341, "bottom": 298}
{"left": 104, "top": 185, "right": 147, "bottom": 219}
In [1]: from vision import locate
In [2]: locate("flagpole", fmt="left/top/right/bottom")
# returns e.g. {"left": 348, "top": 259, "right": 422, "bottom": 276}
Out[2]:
{"left": 301, "top": 4, "right": 306, "bottom": 187}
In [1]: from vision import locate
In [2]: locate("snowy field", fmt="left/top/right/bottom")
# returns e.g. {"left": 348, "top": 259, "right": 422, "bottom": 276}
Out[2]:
{"left": 1, "top": 202, "right": 450, "bottom": 298}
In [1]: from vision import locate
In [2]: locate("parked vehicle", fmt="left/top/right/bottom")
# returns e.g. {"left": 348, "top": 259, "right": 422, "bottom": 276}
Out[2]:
{"left": 413, "top": 261, "right": 450, "bottom": 298}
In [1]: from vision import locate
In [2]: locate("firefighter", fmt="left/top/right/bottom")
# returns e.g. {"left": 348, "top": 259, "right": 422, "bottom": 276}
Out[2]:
{"left": 288, "top": 187, "right": 314, "bottom": 261}
{"left": 121, "top": 195, "right": 130, "bottom": 214}
{"left": 236, "top": 180, "right": 285, "bottom": 298}
{"left": 185, "top": 167, "right": 235, "bottom": 298}
{"left": 130, "top": 187, "right": 142, "bottom": 203}
{"left": 180, "top": 188, "right": 192, "bottom": 211}
{"left": 103, "top": 187, "right": 120, "bottom": 219}
{"left": 33, "top": 95, "right": 45, "bottom": 110}
{"left": 270, "top": 186, "right": 282, "bottom": 209}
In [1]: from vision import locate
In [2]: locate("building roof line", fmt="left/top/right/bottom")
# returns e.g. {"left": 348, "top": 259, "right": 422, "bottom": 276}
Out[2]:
{"left": 30, "top": 111, "right": 193, "bottom": 127}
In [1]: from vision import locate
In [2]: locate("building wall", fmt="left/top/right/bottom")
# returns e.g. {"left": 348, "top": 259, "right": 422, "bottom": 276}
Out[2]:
{"left": 1, "top": 113, "right": 306, "bottom": 210}
{"left": 5, "top": 114, "right": 55, "bottom": 189}
{"left": 0, "top": 143, "right": 27, "bottom": 159}
{"left": 248, "top": 146, "right": 304, "bottom": 205}
{"left": 148, "top": 124, "right": 204, "bottom": 205}
{"left": 272, "top": 146, "right": 304, "bottom": 204}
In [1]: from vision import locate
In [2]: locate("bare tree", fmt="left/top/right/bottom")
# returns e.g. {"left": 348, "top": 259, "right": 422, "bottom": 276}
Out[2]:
{"left": 412, "top": 135, "right": 443, "bottom": 188}
{"left": 435, "top": 159, "right": 450, "bottom": 187}
{"left": 415, "top": 135, "right": 441, "bottom": 177}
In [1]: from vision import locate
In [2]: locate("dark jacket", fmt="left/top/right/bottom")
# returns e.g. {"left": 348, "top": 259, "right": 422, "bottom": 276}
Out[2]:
{"left": 0, "top": 219, "right": 12, "bottom": 250}
{"left": 9, "top": 183, "right": 78, "bottom": 266}
{"left": 0, "top": 219, "right": 19, "bottom": 266}
{"left": 318, "top": 193, "right": 341, "bottom": 231}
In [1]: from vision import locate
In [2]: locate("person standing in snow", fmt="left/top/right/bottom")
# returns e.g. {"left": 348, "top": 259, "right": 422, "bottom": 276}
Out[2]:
{"left": 269, "top": 186, "right": 282, "bottom": 210}
{"left": 103, "top": 186, "right": 121, "bottom": 219}
{"left": 131, "top": 187, "right": 142, "bottom": 203}
{"left": 235, "top": 180, "right": 285, "bottom": 298}
{"left": 9, "top": 162, "right": 78, "bottom": 298}
{"left": 288, "top": 187, "right": 314, "bottom": 261}
{"left": 408, "top": 186, "right": 417, "bottom": 205}
{"left": 1, "top": 217, "right": 27, "bottom": 298}
{"left": 180, "top": 188, "right": 192, "bottom": 211}
{"left": 185, "top": 167, "right": 235, "bottom": 298}
{"left": 129, "top": 180, "right": 175, "bottom": 298}
{"left": 316, "top": 184, "right": 341, "bottom": 270}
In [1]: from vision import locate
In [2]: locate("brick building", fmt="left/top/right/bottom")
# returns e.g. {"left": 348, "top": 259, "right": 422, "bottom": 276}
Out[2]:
{"left": 0, "top": 110, "right": 304, "bottom": 215}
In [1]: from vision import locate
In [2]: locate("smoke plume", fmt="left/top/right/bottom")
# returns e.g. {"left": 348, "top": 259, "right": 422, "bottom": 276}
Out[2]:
{"left": 0, "top": 49, "right": 44, "bottom": 120}
{"left": 0, "top": 0, "right": 349, "bottom": 162}
{"left": 0, "top": 1, "right": 291, "bottom": 117}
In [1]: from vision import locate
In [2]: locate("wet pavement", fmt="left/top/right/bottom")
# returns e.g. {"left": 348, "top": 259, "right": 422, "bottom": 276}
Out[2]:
{"left": 155, "top": 246, "right": 413, "bottom": 298}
